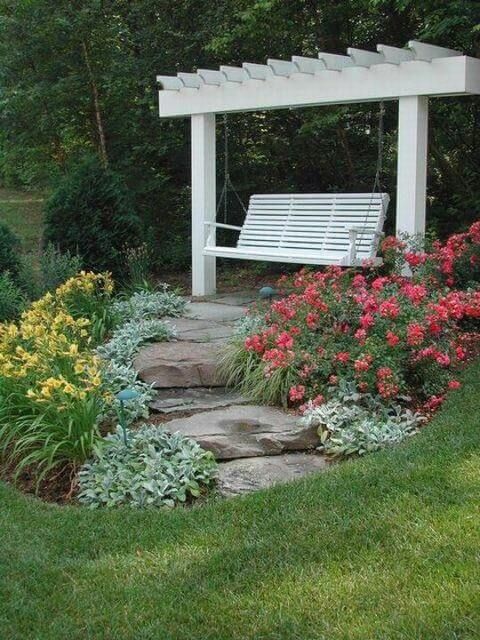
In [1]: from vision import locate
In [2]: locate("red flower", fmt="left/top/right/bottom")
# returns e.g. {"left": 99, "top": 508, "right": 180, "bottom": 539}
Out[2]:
{"left": 448, "top": 380, "right": 461, "bottom": 390}
{"left": 456, "top": 346, "right": 467, "bottom": 361}
{"left": 334, "top": 351, "right": 350, "bottom": 364}
{"left": 404, "top": 251, "right": 427, "bottom": 267}
{"left": 289, "top": 384, "right": 305, "bottom": 402}
{"left": 360, "top": 313, "right": 375, "bottom": 330}
{"left": 354, "top": 328, "right": 367, "bottom": 343}
{"left": 386, "top": 330, "right": 400, "bottom": 347}
{"left": 276, "top": 331, "right": 294, "bottom": 350}
{"left": 245, "top": 335, "right": 264, "bottom": 353}
{"left": 406, "top": 323, "right": 425, "bottom": 347}
{"left": 306, "top": 312, "right": 318, "bottom": 329}
{"left": 379, "top": 298, "right": 400, "bottom": 319}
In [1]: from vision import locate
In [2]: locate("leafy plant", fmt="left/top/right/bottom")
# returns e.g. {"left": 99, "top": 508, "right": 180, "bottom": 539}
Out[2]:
{"left": 301, "top": 383, "right": 423, "bottom": 457}
{"left": 101, "top": 361, "right": 155, "bottom": 424}
{"left": 123, "top": 242, "right": 155, "bottom": 291}
{"left": 0, "top": 221, "right": 21, "bottom": 278}
{"left": 39, "top": 242, "right": 83, "bottom": 294}
{"left": 97, "top": 318, "right": 172, "bottom": 366}
{"left": 44, "top": 156, "right": 141, "bottom": 277}
{"left": 78, "top": 424, "right": 217, "bottom": 508}
{"left": 0, "top": 272, "right": 26, "bottom": 321}
{"left": 111, "top": 287, "right": 186, "bottom": 323}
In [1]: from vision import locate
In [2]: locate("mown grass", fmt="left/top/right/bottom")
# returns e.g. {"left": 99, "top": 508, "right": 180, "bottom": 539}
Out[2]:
{"left": 1, "top": 360, "right": 479, "bottom": 640}
{"left": 0, "top": 188, "right": 45, "bottom": 254}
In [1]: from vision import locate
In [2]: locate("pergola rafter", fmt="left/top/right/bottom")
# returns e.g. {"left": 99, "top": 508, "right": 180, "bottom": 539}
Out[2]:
{"left": 157, "top": 41, "right": 480, "bottom": 296}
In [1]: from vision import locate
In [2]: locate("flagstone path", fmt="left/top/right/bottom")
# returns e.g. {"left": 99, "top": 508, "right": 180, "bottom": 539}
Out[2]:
{"left": 134, "top": 292, "right": 330, "bottom": 496}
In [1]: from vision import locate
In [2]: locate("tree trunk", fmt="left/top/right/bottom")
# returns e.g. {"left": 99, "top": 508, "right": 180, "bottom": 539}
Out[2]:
{"left": 81, "top": 40, "right": 108, "bottom": 167}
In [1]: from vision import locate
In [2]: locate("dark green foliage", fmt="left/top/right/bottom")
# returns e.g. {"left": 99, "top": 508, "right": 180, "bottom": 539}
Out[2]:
{"left": 44, "top": 157, "right": 141, "bottom": 276}
{"left": 0, "top": 221, "right": 21, "bottom": 278}
{"left": 39, "top": 243, "right": 83, "bottom": 294}
{"left": 0, "top": 271, "right": 26, "bottom": 321}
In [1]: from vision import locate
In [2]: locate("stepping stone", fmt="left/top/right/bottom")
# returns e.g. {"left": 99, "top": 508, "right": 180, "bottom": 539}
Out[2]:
{"left": 217, "top": 453, "right": 329, "bottom": 497}
{"left": 185, "top": 302, "right": 247, "bottom": 323}
{"left": 150, "top": 387, "right": 248, "bottom": 414}
{"left": 210, "top": 292, "right": 257, "bottom": 306}
{"left": 134, "top": 341, "right": 227, "bottom": 388}
{"left": 165, "top": 405, "right": 320, "bottom": 460}
{"left": 168, "top": 318, "right": 235, "bottom": 343}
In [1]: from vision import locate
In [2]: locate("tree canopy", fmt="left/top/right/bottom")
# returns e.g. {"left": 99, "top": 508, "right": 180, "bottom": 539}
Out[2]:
{"left": 0, "top": 0, "right": 479, "bottom": 267}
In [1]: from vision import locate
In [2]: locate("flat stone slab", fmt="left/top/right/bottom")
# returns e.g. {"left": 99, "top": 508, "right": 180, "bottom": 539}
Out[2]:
{"left": 185, "top": 302, "right": 247, "bottom": 323}
{"left": 134, "top": 341, "right": 226, "bottom": 388}
{"left": 209, "top": 292, "right": 257, "bottom": 306}
{"left": 165, "top": 405, "right": 320, "bottom": 460}
{"left": 168, "top": 318, "right": 235, "bottom": 343}
{"left": 150, "top": 387, "right": 248, "bottom": 414}
{"left": 217, "top": 453, "right": 329, "bottom": 497}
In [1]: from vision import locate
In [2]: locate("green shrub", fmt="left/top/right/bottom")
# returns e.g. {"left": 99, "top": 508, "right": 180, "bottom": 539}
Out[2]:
{"left": 0, "top": 272, "right": 26, "bottom": 321}
{"left": 44, "top": 157, "right": 141, "bottom": 277}
{"left": 0, "top": 221, "right": 21, "bottom": 278}
{"left": 40, "top": 242, "right": 83, "bottom": 294}
{"left": 78, "top": 424, "right": 217, "bottom": 508}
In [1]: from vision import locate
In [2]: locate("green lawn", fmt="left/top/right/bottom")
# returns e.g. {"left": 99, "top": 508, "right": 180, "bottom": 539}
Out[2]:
{"left": 0, "top": 188, "right": 45, "bottom": 254}
{"left": 1, "top": 361, "right": 479, "bottom": 640}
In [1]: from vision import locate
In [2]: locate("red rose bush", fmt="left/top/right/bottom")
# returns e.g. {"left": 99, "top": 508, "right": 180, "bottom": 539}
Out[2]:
{"left": 222, "top": 222, "right": 480, "bottom": 456}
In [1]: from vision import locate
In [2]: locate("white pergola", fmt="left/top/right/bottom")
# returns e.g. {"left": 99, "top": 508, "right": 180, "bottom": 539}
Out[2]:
{"left": 157, "top": 41, "right": 480, "bottom": 296}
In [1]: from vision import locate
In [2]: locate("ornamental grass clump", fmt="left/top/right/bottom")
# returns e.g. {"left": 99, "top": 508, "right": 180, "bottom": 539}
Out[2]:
{"left": 78, "top": 424, "right": 217, "bottom": 508}
{"left": 224, "top": 222, "right": 480, "bottom": 413}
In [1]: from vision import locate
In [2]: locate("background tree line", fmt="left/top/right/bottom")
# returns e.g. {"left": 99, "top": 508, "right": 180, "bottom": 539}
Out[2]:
{"left": 0, "top": 0, "right": 479, "bottom": 271}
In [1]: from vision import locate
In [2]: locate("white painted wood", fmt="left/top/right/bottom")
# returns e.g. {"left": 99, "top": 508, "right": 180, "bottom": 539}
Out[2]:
{"left": 377, "top": 44, "right": 414, "bottom": 64}
{"left": 220, "top": 66, "right": 248, "bottom": 82}
{"left": 156, "top": 75, "right": 183, "bottom": 90}
{"left": 197, "top": 69, "right": 227, "bottom": 85}
{"left": 178, "top": 73, "right": 202, "bottom": 88}
{"left": 204, "top": 193, "right": 388, "bottom": 267}
{"left": 408, "top": 40, "right": 462, "bottom": 61}
{"left": 268, "top": 59, "right": 297, "bottom": 77}
{"left": 243, "top": 63, "right": 272, "bottom": 80}
{"left": 191, "top": 114, "right": 216, "bottom": 296}
{"left": 317, "top": 52, "right": 355, "bottom": 70}
{"left": 159, "top": 55, "right": 479, "bottom": 117}
{"left": 347, "top": 48, "right": 385, "bottom": 66}
{"left": 396, "top": 96, "right": 428, "bottom": 238}
{"left": 291, "top": 56, "right": 327, "bottom": 74}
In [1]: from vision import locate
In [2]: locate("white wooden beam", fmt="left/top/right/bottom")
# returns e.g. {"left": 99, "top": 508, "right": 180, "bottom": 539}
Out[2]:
{"left": 408, "top": 40, "right": 462, "bottom": 61}
{"left": 220, "top": 66, "right": 248, "bottom": 82}
{"left": 197, "top": 69, "right": 227, "bottom": 85}
{"left": 191, "top": 114, "right": 216, "bottom": 296}
{"left": 268, "top": 59, "right": 296, "bottom": 77}
{"left": 396, "top": 96, "right": 428, "bottom": 238}
{"left": 377, "top": 44, "right": 414, "bottom": 64}
{"left": 291, "top": 55, "right": 327, "bottom": 74}
{"left": 178, "top": 73, "right": 202, "bottom": 88}
{"left": 243, "top": 63, "right": 273, "bottom": 80}
{"left": 159, "top": 55, "right": 480, "bottom": 117}
{"left": 347, "top": 48, "right": 385, "bottom": 66}
{"left": 156, "top": 75, "right": 183, "bottom": 90}
{"left": 318, "top": 52, "right": 354, "bottom": 70}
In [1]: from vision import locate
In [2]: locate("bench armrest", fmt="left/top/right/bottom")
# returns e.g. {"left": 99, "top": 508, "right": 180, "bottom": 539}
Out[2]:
{"left": 204, "top": 222, "right": 242, "bottom": 232}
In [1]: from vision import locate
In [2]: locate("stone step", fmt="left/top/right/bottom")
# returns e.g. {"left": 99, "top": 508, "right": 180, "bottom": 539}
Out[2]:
{"left": 150, "top": 387, "right": 248, "bottom": 414}
{"left": 167, "top": 318, "right": 235, "bottom": 343}
{"left": 217, "top": 452, "right": 329, "bottom": 497}
{"left": 185, "top": 301, "right": 247, "bottom": 322}
{"left": 164, "top": 405, "right": 320, "bottom": 460}
{"left": 134, "top": 341, "right": 227, "bottom": 388}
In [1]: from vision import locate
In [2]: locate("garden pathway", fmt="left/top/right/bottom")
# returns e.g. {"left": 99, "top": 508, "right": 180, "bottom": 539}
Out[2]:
{"left": 134, "top": 292, "right": 329, "bottom": 496}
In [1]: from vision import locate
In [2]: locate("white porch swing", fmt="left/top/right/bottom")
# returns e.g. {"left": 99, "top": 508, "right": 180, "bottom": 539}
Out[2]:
{"left": 203, "top": 109, "right": 389, "bottom": 267}
{"left": 157, "top": 40, "right": 480, "bottom": 296}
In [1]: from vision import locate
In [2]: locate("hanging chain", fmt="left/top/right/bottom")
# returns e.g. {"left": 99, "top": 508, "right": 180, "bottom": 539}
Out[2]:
{"left": 215, "top": 113, "right": 248, "bottom": 221}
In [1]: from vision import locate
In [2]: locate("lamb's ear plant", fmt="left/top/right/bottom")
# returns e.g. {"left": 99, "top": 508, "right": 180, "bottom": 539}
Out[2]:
{"left": 78, "top": 424, "right": 217, "bottom": 508}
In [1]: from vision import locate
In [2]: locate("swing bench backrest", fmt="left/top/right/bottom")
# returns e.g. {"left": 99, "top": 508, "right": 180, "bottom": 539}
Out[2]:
{"left": 204, "top": 193, "right": 389, "bottom": 266}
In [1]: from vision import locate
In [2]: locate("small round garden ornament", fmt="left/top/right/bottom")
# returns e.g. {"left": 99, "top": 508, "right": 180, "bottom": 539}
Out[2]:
{"left": 259, "top": 285, "right": 276, "bottom": 301}
{"left": 116, "top": 388, "right": 141, "bottom": 445}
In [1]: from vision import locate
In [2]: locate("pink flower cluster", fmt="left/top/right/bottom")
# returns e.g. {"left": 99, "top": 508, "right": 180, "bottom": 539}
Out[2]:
{"left": 240, "top": 221, "right": 480, "bottom": 409}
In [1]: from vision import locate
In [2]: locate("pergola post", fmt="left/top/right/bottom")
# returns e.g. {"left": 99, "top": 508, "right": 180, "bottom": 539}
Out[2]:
{"left": 191, "top": 113, "right": 216, "bottom": 296}
{"left": 396, "top": 95, "right": 429, "bottom": 238}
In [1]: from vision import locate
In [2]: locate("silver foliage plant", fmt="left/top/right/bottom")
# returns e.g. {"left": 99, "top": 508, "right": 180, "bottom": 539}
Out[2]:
{"left": 78, "top": 424, "right": 217, "bottom": 508}
{"left": 97, "top": 318, "right": 173, "bottom": 366}
{"left": 111, "top": 287, "right": 187, "bottom": 323}
{"left": 301, "top": 382, "right": 425, "bottom": 457}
